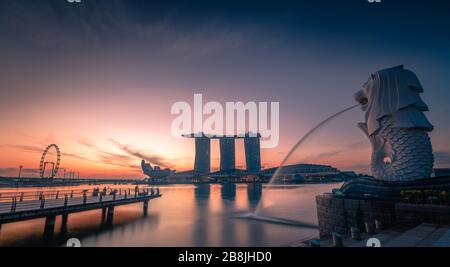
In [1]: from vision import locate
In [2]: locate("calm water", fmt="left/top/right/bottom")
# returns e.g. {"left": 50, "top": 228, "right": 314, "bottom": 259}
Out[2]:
{"left": 0, "top": 183, "right": 339, "bottom": 247}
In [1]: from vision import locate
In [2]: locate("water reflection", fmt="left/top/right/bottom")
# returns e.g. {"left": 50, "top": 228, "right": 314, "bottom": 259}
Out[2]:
{"left": 221, "top": 182, "right": 236, "bottom": 200}
{"left": 195, "top": 184, "right": 211, "bottom": 199}
{"left": 247, "top": 183, "right": 263, "bottom": 201}
{"left": 193, "top": 184, "right": 210, "bottom": 246}
{"left": 0, "top": 183, "right": 337, "bottom": 247}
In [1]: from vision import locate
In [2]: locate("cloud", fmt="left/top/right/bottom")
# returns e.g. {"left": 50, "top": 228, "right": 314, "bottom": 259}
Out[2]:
{"left": 0, "top": 168, "right": 20, "bottom": 176}
{"left": 5, "top": 144, "right": 93, "bottom": 162}
{"left": 76, "top": 137, "right": 98, "bottom": 149}
{"left": 301, "top": 150, "right": 343, "bottom": 163}
{"left": 0, "top": 167, "right": 39, "bottom": 177}
{"left": 75, "top": 137, "right": 168, "bottom": 170}
{"left": 6, "top": 145, "right": 42, "bottom": 154}
{"left": 78, "top": 136, "right": 173, "bottom": 168}
{"left": 346, "top": 140, "right": 369, "bottom": 150}
{"left": 96, "top": 151, "right": 137, "bottom": 168}
{"left": 109, "top": 139, "right": 173, "bottom": 168}
{"left": 0, "top": 0, "right": 249, "bottom": 60}
{"left": 0, "top": 0, "right": 130, "bottom": 47}
{"left": 15, "top": 132, "right": 58, "bottom": 147}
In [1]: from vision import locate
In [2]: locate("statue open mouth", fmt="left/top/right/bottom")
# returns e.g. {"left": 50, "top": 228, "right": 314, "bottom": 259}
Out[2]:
{"left": 359, "top": 98, "right": 368, "bottom": 110}
{"left": 359, "top": 97, "right": 368, "bottom": 106}
{"left": 354, "top": 90, "right": 368, "bottom": 111}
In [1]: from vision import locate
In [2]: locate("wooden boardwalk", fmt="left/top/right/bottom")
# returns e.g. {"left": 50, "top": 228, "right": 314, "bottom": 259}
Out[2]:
{"left": 0, "top": 187, "right": 162, "bottom": 239}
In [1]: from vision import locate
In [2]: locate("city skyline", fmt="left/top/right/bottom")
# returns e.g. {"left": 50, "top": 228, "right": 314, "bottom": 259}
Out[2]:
{"left": 1, "top": 0, "right": 450, "bottom": 178}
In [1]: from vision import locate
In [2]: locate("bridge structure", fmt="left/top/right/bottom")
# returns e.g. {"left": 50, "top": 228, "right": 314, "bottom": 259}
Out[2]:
{"left": 183, "top": 133, "right": 262, "bottom": 175}
{"left": 0, "top": 186, "right": 161, "bottom": 241}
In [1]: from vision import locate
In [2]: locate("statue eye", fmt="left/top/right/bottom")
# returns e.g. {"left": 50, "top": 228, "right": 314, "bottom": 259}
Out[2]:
{"left": 383, "top": 157, "right": 392, "bottom": 166}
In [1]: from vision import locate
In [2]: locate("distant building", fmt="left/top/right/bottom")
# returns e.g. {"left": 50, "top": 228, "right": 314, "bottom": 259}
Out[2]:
{"left": 261, "top": 163, "right": 345, "bottom": 183}
{"left": 220, "top": 138, "right": 236, "bottom": 172}
{"left": 194, "top": 136, "right": 211, "bottom": 175}
{"left": 141, "top": 160, "right": 174, "bottom": 180}
{"left": 342, "top": 171, "right": 358, "bottom": 179}
{"left": 262, "top": 164, "right": 339, "bottom": 176}
{"left": 183, "top": 133, "right": 262, "bottom": 175}
{"left": 244, "top": 136, "right": 261, "bottom": 173}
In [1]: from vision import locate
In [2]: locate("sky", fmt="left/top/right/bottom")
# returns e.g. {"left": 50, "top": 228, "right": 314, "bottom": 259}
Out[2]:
{"left": 1, "top": 0, "right": 450, "bottom": 178}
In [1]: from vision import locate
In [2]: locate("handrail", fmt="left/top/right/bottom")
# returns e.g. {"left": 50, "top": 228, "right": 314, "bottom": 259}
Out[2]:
{"left": 0, "top": 186, "right": 159, "bottom": 203}
{"left": 0, "top": 186, "right": 142, "bottom": 196}
{"left": 0, "top": 187, "right": 161, "bottom": 215}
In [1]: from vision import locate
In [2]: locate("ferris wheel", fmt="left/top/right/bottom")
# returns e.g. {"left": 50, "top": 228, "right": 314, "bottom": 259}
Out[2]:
{"left": 39, "top": 144, "right": 61, "bottom": 179}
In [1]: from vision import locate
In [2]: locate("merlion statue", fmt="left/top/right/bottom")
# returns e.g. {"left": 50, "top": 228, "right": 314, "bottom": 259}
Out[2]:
{"left": 354, "top": 65, "right": 434, "bottom": 182}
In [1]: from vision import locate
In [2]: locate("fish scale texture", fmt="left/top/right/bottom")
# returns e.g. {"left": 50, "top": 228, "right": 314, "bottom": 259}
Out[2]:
{"left": 371, "top": 117, "right": 434, "bottom": 181}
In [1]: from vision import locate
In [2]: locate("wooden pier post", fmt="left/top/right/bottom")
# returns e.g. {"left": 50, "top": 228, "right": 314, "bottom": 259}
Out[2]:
{"left": 143, "top": 200, "right": 149, "bottom": 216}
{"left": 44, "top": 215, "right": 56, "bottom": 241}
{"left": 106, "top": 206, "right": 114, "bottom": 226}
{"left": 61, "top": 213, "right": 69, "bottom": 232}
{"left": 101, "top": 207, "right": 107, "bottom": 225}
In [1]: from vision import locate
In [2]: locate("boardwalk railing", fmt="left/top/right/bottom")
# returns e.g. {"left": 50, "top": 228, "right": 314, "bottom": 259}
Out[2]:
{"left": 0, "top": 186, "right": 160, "bottom": 214}
{"left": 0, "top": 186, "right": 162, "bottom": 240}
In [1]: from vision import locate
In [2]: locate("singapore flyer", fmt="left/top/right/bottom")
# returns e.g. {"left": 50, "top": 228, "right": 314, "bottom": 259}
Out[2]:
{"left": 39, "top": 144, "right": 61, "bottom": 179}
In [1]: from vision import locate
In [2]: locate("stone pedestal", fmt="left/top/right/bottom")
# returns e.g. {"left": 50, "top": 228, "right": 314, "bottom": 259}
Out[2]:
{"left": 317, "top": 193, "right": 396, "bottom": 238}
{"left": 317, "top": 193, "right": 450, "bottom": 238}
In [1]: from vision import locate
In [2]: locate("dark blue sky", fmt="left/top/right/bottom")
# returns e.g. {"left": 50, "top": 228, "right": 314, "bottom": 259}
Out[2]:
{"left": 2, "top": 0, "right": 450, "bottom": 49}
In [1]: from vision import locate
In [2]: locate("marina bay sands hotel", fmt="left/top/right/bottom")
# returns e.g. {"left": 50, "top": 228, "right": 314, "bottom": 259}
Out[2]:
{"left": 183, "top": 133, "right": 262, "bottom": 175}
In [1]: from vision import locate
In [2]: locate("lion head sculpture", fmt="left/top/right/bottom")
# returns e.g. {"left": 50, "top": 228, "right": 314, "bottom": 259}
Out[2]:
{"left": 355, "top": 65, "right": 433, "bottom": 136}
{"left": 355, "top": 65, "right": 434, "bottom": 182}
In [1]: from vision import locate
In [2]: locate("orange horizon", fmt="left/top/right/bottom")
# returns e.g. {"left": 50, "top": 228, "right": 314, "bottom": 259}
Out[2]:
{"left": 0, "top": 134, "right": 373, "bottom": 179}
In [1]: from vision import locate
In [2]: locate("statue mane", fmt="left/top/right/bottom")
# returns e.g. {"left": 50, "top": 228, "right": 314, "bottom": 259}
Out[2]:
{"left": 360, "top": 65, "right": 433, "bottom": 136}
